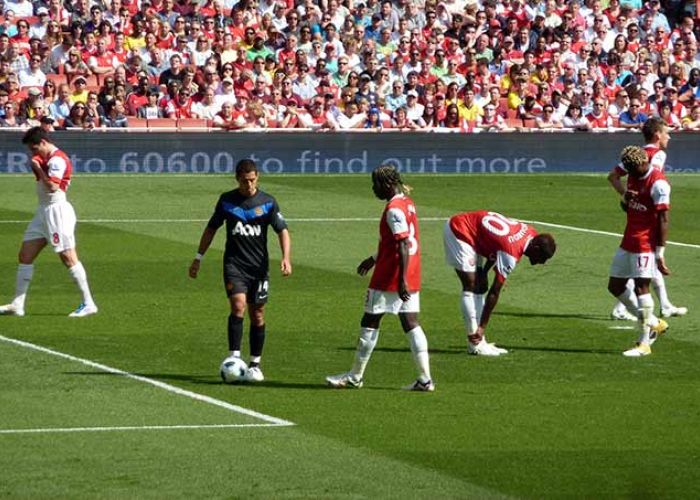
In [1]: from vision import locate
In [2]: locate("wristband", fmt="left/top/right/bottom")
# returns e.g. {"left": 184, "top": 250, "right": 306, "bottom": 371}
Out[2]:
{"left": 655, "top": 246, "right": 665, "bottom": 259}
{"left": 195, "top": 253, "right": 203, "bottom": 261}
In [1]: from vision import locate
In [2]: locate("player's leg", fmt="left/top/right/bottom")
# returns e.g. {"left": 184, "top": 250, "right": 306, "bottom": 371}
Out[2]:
{"left": 60, "top": 248, "right": 98, "bottom": 317}
{"left": 227, "top": 292, "right": 247, "bottom": 358}
{"left": 399, "top": 310, "right": 434, "bottom": 391}
{"left": 610, "top": 280, "right": 638, "bottom": 321}
{"left": 243, "top": 278, "right": 269, "bottom": 382}
{"left": 652, "top": 270, "right": 688, "bottom": 318}
{"left": 0, "top": 238, "right": 46, "bottom": 316}
{"left": 327, "top": 289, "right": 387, "bottom": 389}
{"left": 473, "top": 263, "right": 507, "bottom": 354}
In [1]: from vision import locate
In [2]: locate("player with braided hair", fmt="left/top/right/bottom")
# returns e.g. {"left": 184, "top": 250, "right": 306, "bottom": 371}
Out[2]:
{"left": 326, "top": 165, "right": 434, "bottom": 391}
{"left": 607, "top": 145, "right": 672, "bottom": 357}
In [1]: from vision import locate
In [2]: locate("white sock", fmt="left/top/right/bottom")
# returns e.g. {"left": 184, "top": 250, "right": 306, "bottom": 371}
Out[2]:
{"left": 637, "top": 293, "right": 654, "bottom": 345}
{"left": 406, "top": 326, "right": 431, "bottom": 383}
{"left": 616, "top": 287, "right": 640, "bottom": 319}
{"left": 350, "top": 327, "right": 378, "bottom": 379}
{"left": 474, "top": 293, "right": 485, "bottom": 323}
{"left": 250, "top": 355, "right": 261, "bottom": 365}
{"left": 13, "top": 264, "right": 33, "bottom": 309}
{"left": 460, "top": 291, "right": 478, "bottom": 337}
{"left": 651, "top": 273, "right": 672, "bottom": 310}
{"left": 229, "top": 350, "right": 241, "bottom": 358}
{"left": 68, "top": 262, "right": 95, "bottom": 306}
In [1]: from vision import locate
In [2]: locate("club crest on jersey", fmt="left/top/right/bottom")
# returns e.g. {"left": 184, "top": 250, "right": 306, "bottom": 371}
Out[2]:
{"left": 254, "top": 206, "right": 264, "bottom": 216}
{"left": 233, "top": 221, "right": 262, "bottom": 236}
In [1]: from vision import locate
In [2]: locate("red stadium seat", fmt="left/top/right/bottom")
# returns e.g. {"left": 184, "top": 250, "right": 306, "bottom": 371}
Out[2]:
{"left": 46, "top": 73, "right": 66, "bottom": 87}
{"left": 127, "top": 118, "right": 148, "bottom": 130}
{"left": 147, "top": 118, "right": 178, "bottom": 131}
{"left": 177, "top": 118, "right": 209, "bottom": 131}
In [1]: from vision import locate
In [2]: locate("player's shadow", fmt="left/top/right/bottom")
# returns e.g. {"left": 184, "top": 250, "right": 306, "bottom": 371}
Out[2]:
{"left": 496, "top": 345, "right": 621, "bottom": 355}
{"left": 337, "top": 346, "right": 463, "bottom": 355}
{"left": 495, "top": 311, "right": 607, "bottom": 321}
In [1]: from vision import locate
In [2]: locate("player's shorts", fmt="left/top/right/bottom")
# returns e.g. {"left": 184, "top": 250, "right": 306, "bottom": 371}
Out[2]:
{"left": 609, "top": 248, "right": 657, "bottom": 279}
{"left": 364, "top": 288, "right": 420, "bottom": 315}
{"left": 223, "top": 263, "right": 269, "bottom": 304}
{"left": 443, "top": 222, "right": 484, "bottom": 272}
{"left": 23, "top": 201, "right": 77, "bottom": 253}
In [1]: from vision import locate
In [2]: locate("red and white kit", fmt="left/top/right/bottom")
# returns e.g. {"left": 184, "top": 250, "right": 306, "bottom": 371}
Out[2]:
{"left": 24, "top": 147, "right": 77, "bottom": 253}
{"left": 610, "top": 168, "right": 671, "bottom": 278}
{"left": 445, "top": 210, "right": 537, "bottom": 282}
{"left": 365, "top": 194, "right": 421, "bottom": 314}
{"left": 615, "top": 144, "right": 666, "bottom": 176}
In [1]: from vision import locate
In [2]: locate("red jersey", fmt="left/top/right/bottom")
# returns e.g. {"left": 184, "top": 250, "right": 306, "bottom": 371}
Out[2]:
{"left": 369, "top": 194, "right": 421, "bottom": 292}
{"left": 621, "top": 169, "right": 670, "bottom": 253}
{"left": 32, "top": 147, "right": 72, "bottom": 204}
{"left": 449, "top": 210, "right": 537, "bottom": 283}
{"left": 614, "top": 144, "right": 666, "bottom": 176}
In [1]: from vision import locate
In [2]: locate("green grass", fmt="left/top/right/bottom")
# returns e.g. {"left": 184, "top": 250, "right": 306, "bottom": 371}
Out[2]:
{"left": 1, "top": 174, "right": 699, "bottom": 498}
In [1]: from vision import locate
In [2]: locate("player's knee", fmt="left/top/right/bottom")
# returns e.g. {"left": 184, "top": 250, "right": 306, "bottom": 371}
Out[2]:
{"left": 360, "top": 313, "right": 381, "bottom": 329}
{"left": 608, "top": 280, "right": 624, "bottom": 297}
{"left": 399, "top": 313, "right": 419, "bottom": 332}
{"left": 250, "top": 307, "right": 265, "bottom": 326}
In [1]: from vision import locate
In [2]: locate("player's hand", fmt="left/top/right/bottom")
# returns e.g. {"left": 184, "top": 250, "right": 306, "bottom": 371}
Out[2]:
{"left": 357, "top": 256, "right": 375, "bottom": 276}
{"left": 280, "top": 258, "right": 292, "bottom": 276}
{"left": 619, "top": 200, "right": 628, "bottom": 212}
{"left": 188, "top": 259, "right": 200, "bottom": 279}
{"left": 623, "top": 190, "right": 638, "bottom": 203}
{"left": 398, "top": 280, "right": 410, "bottom": 302}
{"left": 473, "top": 326, "right": 485, "bottom": 343}
{"left": 656, "top": 257, "right": 670, "bottom": 276}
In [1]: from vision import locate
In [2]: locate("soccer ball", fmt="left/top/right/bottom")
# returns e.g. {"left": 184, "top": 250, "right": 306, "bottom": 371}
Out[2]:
{"left": 220, "top": 357, "right": 248, "bottom": 384}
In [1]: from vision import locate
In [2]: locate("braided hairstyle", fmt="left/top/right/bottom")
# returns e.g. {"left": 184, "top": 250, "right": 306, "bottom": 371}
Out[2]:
{"left": 620, "top": 145, "right": 647, "bottom": 172}
{"left": 371, "top": 164, "right": 412, "bottom": 194}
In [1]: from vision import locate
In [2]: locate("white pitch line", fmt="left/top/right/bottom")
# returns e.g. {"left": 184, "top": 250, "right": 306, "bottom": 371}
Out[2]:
{"left": 1, "top": 216, "right": 697, "bottom": 249}
{"left": 0, "top": 334, "right": 294, "bottom": 427}
{"left": 608, "top": 325, "right": 635, "bottom": 330}
{"left": 0, "top": 423, "right": 283, "bottom": 435}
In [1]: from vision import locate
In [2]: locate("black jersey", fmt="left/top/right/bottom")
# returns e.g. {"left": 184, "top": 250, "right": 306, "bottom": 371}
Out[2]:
{"left": 207, "top": 189, "right": 288, "bottom": 277}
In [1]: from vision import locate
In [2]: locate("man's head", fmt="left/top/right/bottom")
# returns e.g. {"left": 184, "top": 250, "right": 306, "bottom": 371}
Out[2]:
{"left": 525, "top": 233, "right": 556, "bottom": 265}
{"left": 620, "top": 145, "right": 649, "bottom": 179}
{"left": 371, "top": 164, "right": 408, "bottom": 200}
{"left": 235, "top": 159, "right": 259, "bottom": 197}
{"left": 21, "top": 126, "right": 52, "bottom": 157}
{"left": 642, "top": 116, "right": 669, "bottom": 150}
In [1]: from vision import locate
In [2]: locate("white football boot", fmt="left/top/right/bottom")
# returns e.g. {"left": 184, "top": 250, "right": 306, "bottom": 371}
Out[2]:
{"left": 402, "top": 379, "right": 435, "bottom": 392}
{"left": 68, "top": 303, "right": 99, "bottom": 317}
{"left": 245, "top": 366, "right": 265, "bottom": 382}
{"left": 661, "top": 305, "right": 688, "bottom": 318}
{"left": 467, "top": 340, "right": 504, "bottom": 356}
{"left": 0, "top": 303, "right": 25, "bottom": 317}
{"left": 325, "top": 372, "right": 363, "bottom": 388}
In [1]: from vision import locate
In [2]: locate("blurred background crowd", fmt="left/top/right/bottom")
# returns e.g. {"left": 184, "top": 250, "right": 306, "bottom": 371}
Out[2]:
{"left": 0, "top": 0, "right": 699, "bottom": 131}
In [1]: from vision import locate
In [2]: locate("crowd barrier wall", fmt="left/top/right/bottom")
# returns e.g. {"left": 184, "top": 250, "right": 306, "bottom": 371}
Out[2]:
{"left": 1, "top": 130, "right": 698, "bottom": 174}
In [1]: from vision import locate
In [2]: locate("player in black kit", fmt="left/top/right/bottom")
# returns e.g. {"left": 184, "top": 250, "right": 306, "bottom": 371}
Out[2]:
{"left": 189, "top": 159, "right": 292, "bottom": 382}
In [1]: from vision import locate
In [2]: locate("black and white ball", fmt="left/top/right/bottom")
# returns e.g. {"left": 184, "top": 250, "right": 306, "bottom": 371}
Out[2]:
{"left": 220, "top": 357, "right": 248, "bottom": 384}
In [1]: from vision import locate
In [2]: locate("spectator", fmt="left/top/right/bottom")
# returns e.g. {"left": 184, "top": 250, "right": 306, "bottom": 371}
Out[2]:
{"left": 562, "top": 104, "right": 591, "bottom": 130}
{"left": 392, "top": 106, "right": 419, "bottom": 130}
{"left": 166, "top": 87, "right": 199, "bottom": 119}
{"left": 137, "top": 88, "right": 164, "bottom": 119}
{"left": 364, "top": 106, "right": 383, "bottom": 130}
{"left": 587, "top": 98, "right": 613, "bottom": 129}
{"left": 64, "top": 49, "right": 90, "bottom": 81}
{"left": 535, "top": 104, "right": 563, "bottom": 129}
{"left": 0, "top": 100, "right": 26, "bottom": 127}
{"left": 48, "top": 83, "right": 72, "bottom": 122}
{"left": 478, "top": 103, "right": 508, "bottom": 131}
{"left": 682, "top": 105, "right": 700, "bottom": 130}
{"left": 18, "top": 54, "right": 46, "bottom": 88}
{"left": 657, "top": 99, "right": 682, "bottom": 129}
{"left": 102, "top": 98, "right": 129, "bottom": 128}
{"left": 64, "top": 102, "right": 94, "bottom": 129}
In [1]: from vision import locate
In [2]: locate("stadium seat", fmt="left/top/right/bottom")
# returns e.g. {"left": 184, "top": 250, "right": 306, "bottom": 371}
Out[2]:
{"left": 177, "top": 118, "right": 209, "bottom": 131}
{"left": 521, "top": 118, "right": 537, "bottom": 129}
{"left": 127, "top": 118, "right": 148, "bottom": 130}
{"left": 505, "top": 117, "right": 523, "bottom": 129}
{"left": 46, "top": 73, "right": 66, "bottom": 87}
{"left": 147, "top": 118, "right": 178, "bottom": 131}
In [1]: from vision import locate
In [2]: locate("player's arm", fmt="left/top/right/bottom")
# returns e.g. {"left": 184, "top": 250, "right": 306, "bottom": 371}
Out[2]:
{"left": 31, "top": 159, "right": 59, "bottom": 192}
{"left": 607, "top": 166, "right": 626, "bottom": 197}
{"left": 396, "top": 237, "right": 410, "bottom": 302}
{"left": 188, "top": 226, "right": 217, "bottom": 279}
{"left": 655, "top": 210, "right": 670, "bottom": 275}
{"left": 277, "top": 228, "right": 292, "bottom": 276}
{"left": 476, "top": 277, "right": 504, "bottom": 336}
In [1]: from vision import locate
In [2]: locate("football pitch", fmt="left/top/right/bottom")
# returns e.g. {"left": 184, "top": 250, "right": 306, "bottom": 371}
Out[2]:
{"left": 1, "top": 173, "right": 699, "bottom": 498}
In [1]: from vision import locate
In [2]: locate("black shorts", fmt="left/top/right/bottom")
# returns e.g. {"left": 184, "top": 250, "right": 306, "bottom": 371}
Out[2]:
{"left": 223, "top": 264, "right": 269, "bottom": 304}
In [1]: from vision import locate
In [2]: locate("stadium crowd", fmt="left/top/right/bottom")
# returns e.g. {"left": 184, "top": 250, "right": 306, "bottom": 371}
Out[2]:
{"left": 0, "top": 0, "right": 699, "bottom": 131}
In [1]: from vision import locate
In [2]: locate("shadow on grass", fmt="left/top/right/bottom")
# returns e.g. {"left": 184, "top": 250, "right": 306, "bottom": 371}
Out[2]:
{"left": 337, "top": 346, "right": 463, "bottom": 354}
{"left": 496, "top": 345, "right": 621, "bottom": 355}
{"left": 495, "top": 311, "right": 607, "bottom": 321}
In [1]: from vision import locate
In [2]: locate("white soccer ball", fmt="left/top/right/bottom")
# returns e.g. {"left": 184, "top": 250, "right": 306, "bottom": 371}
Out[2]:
{"left": 220, "top": 357, "right": 248, "bottom": 384}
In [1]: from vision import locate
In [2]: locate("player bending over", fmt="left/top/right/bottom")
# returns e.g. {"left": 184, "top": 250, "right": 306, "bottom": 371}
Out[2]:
{"left": 326, "top": 165, "right": 434, "bottom": 391}
{"left": 444, "top": 210, "right": 556, "bottom": 356}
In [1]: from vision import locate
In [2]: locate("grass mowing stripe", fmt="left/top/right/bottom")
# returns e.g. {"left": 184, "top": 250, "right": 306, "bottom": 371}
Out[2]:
{"left": 0, "top": 424, "right": 285, "bottom": 435}
{"left": 0, "top": 334, "right": 294, "bottom": 427}
{"left": 1, "top": 216, "right": 697, "bottom": 249}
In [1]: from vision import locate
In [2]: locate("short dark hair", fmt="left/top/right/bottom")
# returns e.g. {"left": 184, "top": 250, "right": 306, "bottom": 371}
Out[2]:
{"left": 235, "top": 158, "right": 258, "bottom": 178}
{"left": 642, "top": 116, "right": 666, "bottom": 143}
{"left": 533, "top": 233, "right": 556, "bottom": 260}
{"left": 22, "top": 126, "right": 49, "bottom": 146}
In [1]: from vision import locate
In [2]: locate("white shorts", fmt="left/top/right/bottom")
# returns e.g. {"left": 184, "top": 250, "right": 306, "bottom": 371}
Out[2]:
{"left": 364, "top": 288, "right": 420, "bottom": 314}
{"left": 23, "top": 201, "right": 77, "bottom": 253}
{"left": 443, "top": 222, "right": 484, "bottom": 272}
{"left": 609, "top": 248, "right": 656, "bottom": 279}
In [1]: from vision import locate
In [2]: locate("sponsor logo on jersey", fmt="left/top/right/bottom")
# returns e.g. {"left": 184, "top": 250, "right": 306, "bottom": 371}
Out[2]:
{"left": 507, "top": 224, "right": 529, "bottom": 243}
{"left": 233, "top": 221, "right": 262, "bottom": 236}
{"left": 628, "top": 200, "right": 648, "bottom": 212}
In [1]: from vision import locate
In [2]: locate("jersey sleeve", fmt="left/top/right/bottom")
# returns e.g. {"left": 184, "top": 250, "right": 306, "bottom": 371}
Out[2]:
{"left": 650, "top": 179, "right": 671, "bottom": 211}
{"left": 207, "top": 196, "right": 226, "bottom": 230}
{"left": 613, "top": 162, "right": 628, "bottom": 176}
{"left": 385, "top": 207, "right": 409, "bottom": 240}
{"left": 269, "top": 199, "right": 288, "bottom": 233}
{"left": 650, "top": 150, "right": 666, "bottom": 171}
{"left": 494, "top": 250, "right": 518, "bottom": 283}
{"left": 46, "top": 155, "right": 68, "bottom": 183}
